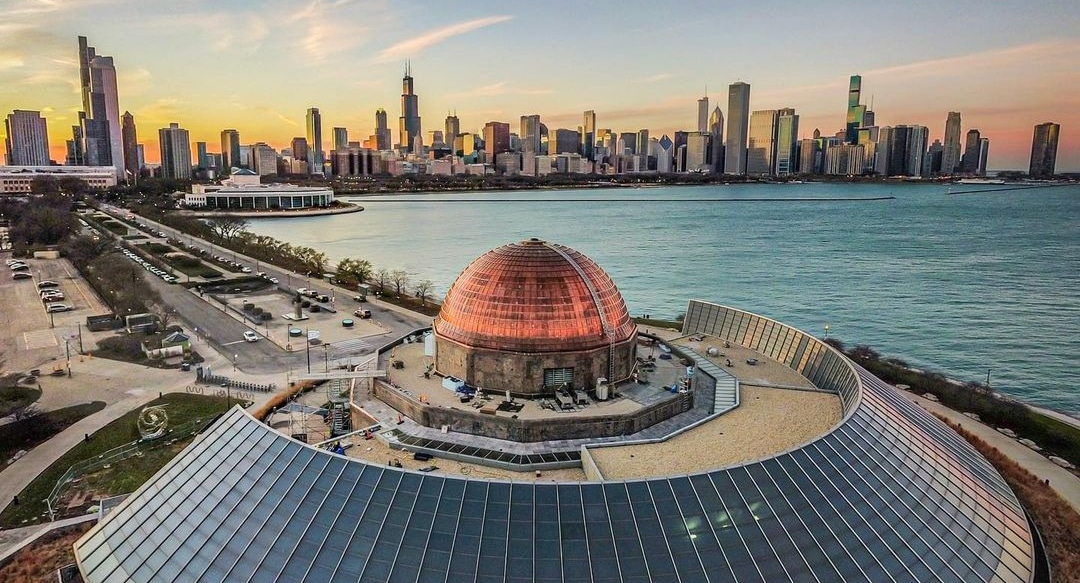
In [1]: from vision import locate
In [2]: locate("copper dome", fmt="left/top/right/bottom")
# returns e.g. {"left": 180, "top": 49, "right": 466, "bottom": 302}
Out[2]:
{"left": 434, "top": 238, "right": 636, "bottom": 353}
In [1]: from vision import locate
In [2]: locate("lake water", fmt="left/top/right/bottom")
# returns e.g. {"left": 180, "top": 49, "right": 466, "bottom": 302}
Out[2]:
{"left": 246, "top": 183, "right": 1080, "bottom": 417}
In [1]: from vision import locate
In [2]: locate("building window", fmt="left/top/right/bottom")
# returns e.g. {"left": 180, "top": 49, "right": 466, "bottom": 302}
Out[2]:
{"left": 544, "top": 367, "right": 574, "bottom": 387}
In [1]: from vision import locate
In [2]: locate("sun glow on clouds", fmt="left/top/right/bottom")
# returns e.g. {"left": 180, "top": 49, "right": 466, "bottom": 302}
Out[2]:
{"left": 375, "top": 15, "right": 513, "bottom": 63}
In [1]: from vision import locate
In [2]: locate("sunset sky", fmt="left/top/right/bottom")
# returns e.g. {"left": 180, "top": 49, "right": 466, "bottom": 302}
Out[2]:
{"left": 1, "top": 0, "right": 1078, "bottom": 171}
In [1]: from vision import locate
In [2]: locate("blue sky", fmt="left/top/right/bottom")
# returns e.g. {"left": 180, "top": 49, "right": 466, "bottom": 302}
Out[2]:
{"left": 1, "top": 0, "right": 1078, "bottom": 169}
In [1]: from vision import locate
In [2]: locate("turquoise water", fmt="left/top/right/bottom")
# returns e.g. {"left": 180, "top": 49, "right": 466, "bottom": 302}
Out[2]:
{"left": 246, "top": 183, "right": 1080, "bottom": 417}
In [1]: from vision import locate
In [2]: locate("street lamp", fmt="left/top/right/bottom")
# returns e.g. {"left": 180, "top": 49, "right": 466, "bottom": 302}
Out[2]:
{"left": 233, "top": 353, "right": 238, "bottom": 371}
{"left": 824, "top": 324, "right": 831, "bottom": 340}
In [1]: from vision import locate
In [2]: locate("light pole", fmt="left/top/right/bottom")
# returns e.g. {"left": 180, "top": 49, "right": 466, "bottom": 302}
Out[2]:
{"left": 305, "top": 329, "right": 311, "bottom": 373}
{"left": 824, "top": 324, "right": 831, "bottom": 340}
{"left": 233, "top": 353, "right": 238, "bottom": 371}
{"left": 65, "top": 337, "right": 72, "bottom": 377}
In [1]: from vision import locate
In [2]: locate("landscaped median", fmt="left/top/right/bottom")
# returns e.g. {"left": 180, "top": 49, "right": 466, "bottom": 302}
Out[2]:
{"left": 0, "top": 393, "right": 230, "bottom": 528}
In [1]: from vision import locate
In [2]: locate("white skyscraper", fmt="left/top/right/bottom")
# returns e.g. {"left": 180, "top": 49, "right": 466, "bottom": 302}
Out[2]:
{"left": 697, "top": 95, "right": 709, "bottom": 133}
{"left": 4, "top": 110, "right": 50, "bottom": 165}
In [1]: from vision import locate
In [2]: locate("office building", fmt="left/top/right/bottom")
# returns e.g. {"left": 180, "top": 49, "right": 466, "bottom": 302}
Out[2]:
{"left": 483, "top": 121, "right": 511, "bottom": 159}
{"left": 798, "top": 138, "right": 819, "bottom": 174}
{"left": 4, "top": 110, "right": 50, "bottom": 166}
{"left": 636, "top": 129, "right": 650, "bottom": 165}
{"left": 333, "top": 127, "right": 348, "bottom": 152}
{"left": 845, "top": 75, "right": 866, "bottom": 144}
{"left": 880, "top": 125, "right": 929, "bottom": 177}
{"left": 306, "top": 107, "right": 323, "bottom": 174}
{"left": 444, "top": 113, "right": 460, "bottom": 153}
{"left": 157, "top": 123, "right": 191, "bottom": 180}
{"left": 220, "top": 129, "right": 240, "bottom": 170}
{"left": 708, "top": 107, "right": 724, "bottom": 171}
{"left": 1029, "top": 122, "right": 1059, "bottom": 178}
{"left": 121, "top": 111, "right": 139, "bottom": 177}
{"left": 76, "top": 36, "right": 124, "bottom": 178}
{"left": 291, "top": 137, "right": 309, "bottom": 167}
{"left": 724, "top": 82, "right": 751, "bottom": 174}
{"left": 550, "top": 128, "right": 581, "bottom": 156}
{"left": 331, "top": 146, "right": 377, "bottom": 177}
{"left": 825, "top": 143, "right": 866, "bottom": 175}
{"left": 697, "top": 95, "right": 709, "bottom": 133}
{"left": 685, "top": 132, "right": 711, "bottom": 173}
{"left": 582, "top": 110, "right": 596, "bottom": 161}
{"left": 399, "top": 62, "right": 422, "bottom": 152}
{"left": 960, "top": 129, "right": 982, "bottom": 174}
{"left": 747, "top": 109, "right": 778, "bottom": 175}
{"left": 977, "top": 138, "right": 989, "bottom": 176}
{"left": 375, "top": 108, "right": 391, "bottom": 151}
{"left": 775, "top": 108, "right": 799, "bottom": 176}
{"left": 942, "top": 112, "right": 962, "bottom": 174}
{"left": 251, "top": 143, "right": 278, "bottom": 177}
{"left": 656, "top": 134, "right": 674, "bottom": 173}
{"left": 924, "top": 139, "right": 944, "bottom": 176}
{"left": 856, "top": 126, "right": 879, "bottom": 174}
{"left": 196, "top": 142, "right": 210, "bottom": 169}
{"left": 520, "top": 115, "right": 542, "bottom": 155}
{"left": 454, "top": 133, "right": 477, "bottom": 157}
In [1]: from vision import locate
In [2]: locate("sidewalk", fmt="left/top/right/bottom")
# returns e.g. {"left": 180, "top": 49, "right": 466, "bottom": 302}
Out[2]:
{"left": 909, "top": 391, "right": 1080, "bottom": 515}
{"left": 0, "top": 513, "right": 96, "bottom": 563}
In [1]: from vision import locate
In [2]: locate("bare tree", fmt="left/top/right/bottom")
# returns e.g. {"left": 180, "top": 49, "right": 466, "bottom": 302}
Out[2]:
{"left": 206, "top": 216, "right": 249, "bottom": 242}
{"left": 373, "top": 268, "right": 390, "bottom": 293}
{"left": 390, "top": 270, "right": 410, "bottom": 297}
{"left": 414, "top": 280, "right": 434, "bottom": 306}
{"left": 12, "top": 402, "right": 40, "bottom": 421}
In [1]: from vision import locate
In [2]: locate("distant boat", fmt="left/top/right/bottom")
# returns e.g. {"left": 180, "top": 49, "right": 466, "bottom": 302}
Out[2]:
{"left": 956, "top": 178, "right": 1005, "bottom": 185}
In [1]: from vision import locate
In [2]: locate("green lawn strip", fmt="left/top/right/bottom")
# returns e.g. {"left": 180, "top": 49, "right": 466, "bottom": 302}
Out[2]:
{"left": 0, "top": 393, "right": 229, "bottom": 528}
{"left": 0, "top": 385, "right": 42, "bottom": 418}
{"left": 0, "top": 402, "right": 104, "bottom": 464}
{"left": 120, "top": 234, "right": 147, "bottom": 240}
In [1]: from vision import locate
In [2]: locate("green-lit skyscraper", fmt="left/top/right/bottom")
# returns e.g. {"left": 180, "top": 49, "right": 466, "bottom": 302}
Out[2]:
{"left": 845, "top": 75, "right": 866, "bottom": 144}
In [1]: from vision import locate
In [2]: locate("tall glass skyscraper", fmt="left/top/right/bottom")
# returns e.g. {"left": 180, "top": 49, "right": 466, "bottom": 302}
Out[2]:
{"left": 697, "top": 95, "right": 709, "bottom": 133}
{"left": 121, "top": 111, "right": 139, "bottom": 178}
{"left": 775, "top": 108, "right": 799, "bottom": 176}
{"left": 375, "top": 109, "right": 391, "bottom": 151}
{"left": 582, "top": 110, "right": 596, "bottom": 161}
{"left": 398, "top": 62, "right": 421, "bottom": 153}
{"left": 220, "top": 129, "right": 240, "bottom": 170}
{"left": 942, "top": 112, "right": 962, "bottom": 175}
{"left": 747, "top": 109, "right": 778, "bottom": 175}
{"left": 76, "top": 36, "right": 125, "bottom": 179}
{"left": 306, "top": 107, "right": 323, "bottom": 174}
{"left": 845, "top": 75, "right": 866, "bottom": 144}
{"left": 1029, "top": 122, "right": 1060, "bottom": 178}
{"left": 444, "top": 113, "right": 460, "bottom": 154}
{"left": 724, "top": 82, "right": 750, "bottom": 175}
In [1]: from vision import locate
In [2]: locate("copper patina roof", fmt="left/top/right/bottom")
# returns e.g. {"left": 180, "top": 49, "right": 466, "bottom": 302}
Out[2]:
{"left": 434, "top": 238, "right": 637, "bottom": 353}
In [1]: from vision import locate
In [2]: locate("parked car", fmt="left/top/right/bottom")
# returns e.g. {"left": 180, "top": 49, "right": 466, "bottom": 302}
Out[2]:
{"left": 10, "top": 264, "right": 29, "bottom": 272}
{"left": 9, "top": 261, "right": 29, "bottom": 269}
{"left": 268, "top": 277, "right": 279, "bottom": 284}
{"left": 354, "top": 309, "right": 372, "bottom": 319}
{"left": 40, "top": 289, "right": 64, "bottom": 298}
{"left": 243, "top": 330, "right": 259, "bottom": 342}
{"left": 37, "top": 280, "right": 59, "bottom": 289}
{"left": 297, "top": 287, "right": 310, "bottom": 295}
{"left": 317, "top": 294, "right": 330, "bottom": 303}
{"left": 46, "top": 303, "right": 73, "bottom": 313}
{"left": 13, "top": 272, "right": 32, "bottom": 280}
{"left": 42, "top": 294, "right": 66, "bottom": 302}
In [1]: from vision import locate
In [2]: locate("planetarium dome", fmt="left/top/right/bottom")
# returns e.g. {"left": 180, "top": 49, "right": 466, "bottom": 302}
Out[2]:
{"left": 433, "top": 238, "right": 638, "bottom": 395}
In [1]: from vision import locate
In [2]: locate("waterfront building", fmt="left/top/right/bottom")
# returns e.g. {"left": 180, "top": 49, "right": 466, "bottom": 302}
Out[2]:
{"left": 581, "top": 110, "right": 596, "bottom": 161}
{"left": 724, "top": 81, "right": 751, "bottom": 174}
{"left": 960, "top": 129, "right": 982, "bottom": 174}
{"left": 483, "top": 122, "right": 511, "bottom": 159}
{"left": 775, "top": 108, "right": 799, "bottom": 176}
{"left": 825, "top": 143, "right": 866, "bottom": 175}
{"left": 924, "top": 139, "right": 944, "bottom": 176}
{"left": 4, "top": 110, "right": 50, "bottom": 166}
{"left": 697, "top": 95, "right": 709, "bottom": 133}
{"left": 797, "top": 138, "right": 819, "bottom": 174}
{"left": 157, "top": 123, "right": 191, "bottom": 180}
{"left": 185, "top": 171, "right": 332, "bottom": 208}
{"left": 636, "top": 129, "right": 650, "bottom": 167}
{"left": 251, "top": 143, "right": 278, "bottom": 177}
{"left": 0, "top": 165, "right": 117, "bottom": 193}
{"left": 375, "top": 108, "right": 391, "bottom": 151}
{"left": 121, "top": 111, "right": 139, "bottom": 178}
{"left": 942, "top": 112, "right": 962, "bottom": 174}
{"left": 1029, "top": 122, "right": 1060, "bottom": 178}
{"left": 709, "top": 106, "right": 724, "bottom": 171}
{"left": 879, "top": 125, "right": 928, "bottom": 177}
{"left": 333, "top": 127, "right": 348, "bottom": 152}
{"left": 444, "top": 113, "right": 460, "bottom": 152}
{"left": 550, "top": 128, "right": 581, "bottom": 156}
{"left": 495, "top": 152, "right": 520, "bottom": 175}
{"left": 747, "top": 109, "right": 778, "bottom": 175}
{"left": 616, "top": 132, "right": 635, "bottom": 155}
{"left": 220, "top": 129, "right": 240, "bottom": 170}
{"left": 845, "top": 74, "right": 866, "bottom": 144}
{"left": 656, "top": 134, "right": 674, "bottom": 173}
{"left": 306, "top": 107, "right": 324, "bottom": 174}
{"left": 331, "top": 146, "right": 377, "bottom": 177}
{"left": 520, "top": 115, "right": 542, "bottom": 155}
{"left": 977, "top": 138, "right": 989, "bottom": 176}
{"left": 454, "top": 133, "right": 477, "bottom": 157}
{"left": 399, "top": 62, "right": 422, "bottom": 153}
{"left": 684, "top": 132, "right": 712, "bottom": 173}
{"left": 856, "top": 126, "right": 879, "bottom": 174}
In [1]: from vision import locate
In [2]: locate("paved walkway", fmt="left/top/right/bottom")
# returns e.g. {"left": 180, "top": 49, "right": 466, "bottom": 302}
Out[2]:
{"left": 909, "top": 392, "right": 1080, "bottom": 515}
{"left": 0, "top": 511, "right": 96, "bottom": 562}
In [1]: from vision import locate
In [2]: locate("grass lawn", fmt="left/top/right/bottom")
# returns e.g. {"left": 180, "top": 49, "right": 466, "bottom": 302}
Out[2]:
{"left": 0, "top": 385, "right": 42, "bottom": 418}
{"left": 0, "top": 522, "right": 92, "bottom": 583}
{"left": 0, "top": 393, "right": 229, "bottom": 528}
{"left": 0, "top": 402, "right": 105, "bottom": 465}
{"left": 121, "top": 234, "right": 147, "bottom": 240}
{"left": 164, "top": 255, "right": 221, "bottom": 278}
{"left": 138, "top": 242, "right": 172, "bottom": 254}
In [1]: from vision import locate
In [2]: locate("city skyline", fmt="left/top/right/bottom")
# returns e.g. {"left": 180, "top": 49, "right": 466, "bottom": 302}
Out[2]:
{"left": 0, "top": 1, "right": 1078, "bottom": 170}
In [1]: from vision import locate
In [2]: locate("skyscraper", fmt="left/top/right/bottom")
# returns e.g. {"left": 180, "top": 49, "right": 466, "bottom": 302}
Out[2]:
{"left": 977, "top": 138, "right": 989, "bottom": 176}
{"left": 220, "top": 129, "right": 240, "bottom": 170}
{"left": 697, "top": 95, "right": 709, "bottom": 133}
{"left": 375, "top": 109, "right": 391, "bottom": 151}
{"left": 4, "top": 110, "right": 50, "bottom": 166}
{"left": 121, "top": 111, "right": 139, "bottom": 177}
{"left": 550, "top": 129, "right": 580, "bottom": 156}
{"left": 942, "top": 112, "right": 962, "bottom": 174}
{"left": 483, "top": 122, "right": 511, "bottom": 159}
{"left": 845, "top": 75, "right": 866, "bottom": 144}
{"left": 158, "top": 123, "right": 191, "bottom": 180}
{"left": 398, "top": 62, "right": 421, "bottom": 152}
{"left": 708, "top": 106, "right": 724, "bottom": 170}
{"left": 333, "top": 127, "right": 348, "bottom": 152}
{"left": 636, "top": 129, "right": 650, "bottom": 162}
{"left": 747, "top": 110, "right": 779, "bottom": 175}
{"left": 724, "top": 82, "right": 751, "bottom": 174}
{"left": 960, "top": 129, "right": 981, "bottom": 174}
{"left": 444, "top": 113, "right": 460, "bottom": 154}
{"left": 582, "top": 111, "right": 596, "bottom": 161}
{"left": 1029, "top": 122, "right": 1060, "bottom": 178}
{"left": 196, "top": 142, "right": 209, "bottom": 169}
{"left": 520, "top": 115, "right": 542, "bottom": 155}
{"left": 291, "top": 137, "right": 310, "bottom": 165}
{"left": 881, "top": 125, "right": 929, "bottom": 176}
{"left": 76, "top": 37, "right": 124, "bottom": 178}
{"left": 775, "top": 108, "right": 799, "bottom": 176}
{"left": 306, "top": 107, "right": 323, "bottom": 174}
{"left": 618, "top": 132, "right": 636, "bottom": 155}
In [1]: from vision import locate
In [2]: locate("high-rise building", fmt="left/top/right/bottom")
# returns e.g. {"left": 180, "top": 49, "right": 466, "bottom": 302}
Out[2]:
{"left": 76, "top": 36, "right": 124, "bottom": 178}
{"left": 306, "top": 107, "right": 323, "bottom": 174}
{"left": 924, "top": 139, "right": 944, "bottom": 176}
{"left": 520, "top": 115, "right": 542, "bottom": 155}
{"left": 121, "top": 111, "right": 139, "bottom": 177}
{"left": 685, "top": 133, "right": 712, "bottom": 173}
{"left": 857, "top": 126, "right": 880, "bottom": 174}
{"left": 582, "top": 110, "right": 596, "bottom": 161}
{"left": 617, "top": 132, "right": 636, "bottom": 155}
{"left": 960, "top": 129, "right": 981, "bottom": 174}
{"left": 291, "top": 137, "right": 310, "bottom": 166}
{"left": 398, "top": 62, "right": 422, "bottom": 152}
{"left": 251, "top": 143, "right": 278, "bottom": 177}
{"left": 708, "top": 107, "right": 724, "bottom": 171}
{"left": 775, "top": 108, "right": 799, "bottom": 176}
{"left": 1029, "top": 122, "right": 1060, "bottom": 178}
{"left": 656, "top": 135, "right": 674, "bottom": 173}
{"left": 484, "top": 122, "right": 511, "bottom": 159}
{"left": 444, "top": 113, "right": 460, "bottom": 154}
{"left": 697, "top": 96, "right": 709, "bottom": 133}
{"left": 845, "top": 75, "right": 866, "bottom": 144}
{"left": 4, "top": 110, "right": 50, "bottom": 166}
{"left": 455, "top": 133, "right": 477, "bottom": 157}
{"left": 977, "top": 138, "right": 989, "bottom": 176}
{"left": 158, "top": 123, "right": 191, "bottom": 180}
{"left": 747, "top": 109, "right": 778, "bottom": 175}
{"left": 375, "top": 109, "right": 391, "bottom": 151}
{"left": 825, "top": 143, "right": 866, "bottom": 175}
{"left": 942, "top": 112, "right": 962, "bottom": 174}
{"left": 333, "top": 127, "right": 348, "bottom": 152}
{"left": 880, "top": 125, "right": 929, "bottom": 177}
{"left": 196, "top": 142, "right": 210, "bottom": 169}
{"left": 636, "top": 130, "right": 650, "bottom": 162}
{"left": 550, "top": 129, "right": 581, "bottom": 156}
{"left": 220, "top": 129, "right": 240, "bottom": 170}
{"left": 798, "top": 139, "right": 819, "bottom": 175}
{"left": 724, "top": 82, "right": 751, "bottom": 174}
